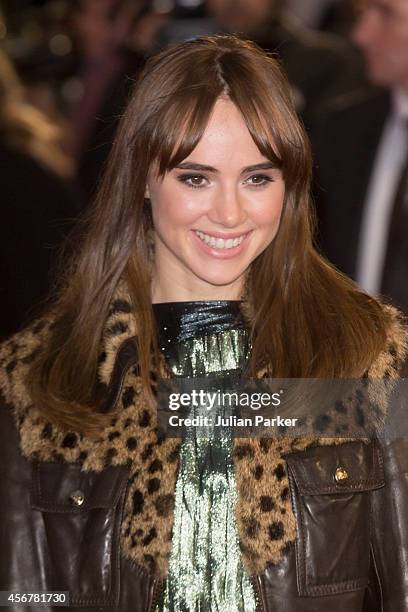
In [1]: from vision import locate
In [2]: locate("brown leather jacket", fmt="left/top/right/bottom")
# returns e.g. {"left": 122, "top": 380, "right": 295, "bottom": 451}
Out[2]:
{"left": 1, "top": 284, "right": 408, "bottom": 611}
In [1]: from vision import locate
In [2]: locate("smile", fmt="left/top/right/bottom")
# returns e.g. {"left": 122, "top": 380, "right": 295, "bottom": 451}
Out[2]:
{"left": 194, "top": 230, "right": 247, "bottom": 250}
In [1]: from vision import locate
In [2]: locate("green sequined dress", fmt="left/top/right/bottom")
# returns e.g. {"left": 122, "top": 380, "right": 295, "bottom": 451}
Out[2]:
{"left": 152, "top": 300, "right": 258, "bottom": 612}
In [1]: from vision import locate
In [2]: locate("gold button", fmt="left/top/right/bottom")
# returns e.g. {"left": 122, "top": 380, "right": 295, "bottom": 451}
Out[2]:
{"left": 69, "top": 490, "right": 85, "bottom": 506}
{"left": 334, "top": 466, "right": 349, "bottom": 484}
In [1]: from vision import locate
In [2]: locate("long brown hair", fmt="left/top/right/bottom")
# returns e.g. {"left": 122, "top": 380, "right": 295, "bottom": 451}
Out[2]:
{"left": 27, "top": 34, "right": 391, "bottom": 437}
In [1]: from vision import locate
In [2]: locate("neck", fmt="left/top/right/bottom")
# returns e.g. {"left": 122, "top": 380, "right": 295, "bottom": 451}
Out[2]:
{"left": 151, "top": 270, "right": 245, "bottom": 303}
{"left": 151, "top": 252, "right": 245, "bottom": 304}
{"left": 151, "top": 286, "right": 244, "bottom": 303}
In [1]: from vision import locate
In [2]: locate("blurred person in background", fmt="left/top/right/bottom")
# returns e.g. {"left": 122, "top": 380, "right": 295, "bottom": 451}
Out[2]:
{"left": 0, "top": 1, "right": 170, "bottom": 202}
{"left": 70, "top": 0, "right": 171, "bottom": 199}
{"left": 0, "top": 49, "right": 83, "bottom": 339}
{"left": 284, "top": 0, "right": 339, "bottom": 29}
{"left": 205, "top": 0, "right": 366, "bottom": 125}
{"left": 313, "top": 0, "right": 408, "bottom": 315}
{"left": 284, "top": 0, "right": 357, "bottom": 36}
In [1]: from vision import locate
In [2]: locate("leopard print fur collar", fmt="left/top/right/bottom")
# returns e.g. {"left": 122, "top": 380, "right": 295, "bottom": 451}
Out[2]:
{"left": 0, "top": 281, "right": 407, "bottom": 578}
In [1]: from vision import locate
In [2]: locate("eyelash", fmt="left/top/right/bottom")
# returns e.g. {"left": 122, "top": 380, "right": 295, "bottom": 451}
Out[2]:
{"left": 176, "top": 173, "right": 275, "bottom": 190}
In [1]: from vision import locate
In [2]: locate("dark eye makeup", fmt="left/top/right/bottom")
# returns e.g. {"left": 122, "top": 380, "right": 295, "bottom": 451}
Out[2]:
{"left": 176, "top": 173, "right": 275, "bottom": 190}
{"left": 246, "top": 175, "right": 275, "bottom": 187}
{"left": 176, "top": 174, "right": 208, "bottom": 189}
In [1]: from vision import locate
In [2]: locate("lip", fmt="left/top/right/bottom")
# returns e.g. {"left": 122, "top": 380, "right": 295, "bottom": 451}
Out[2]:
{"left": 191, "top": 229, "right": 253, "bottom": 259}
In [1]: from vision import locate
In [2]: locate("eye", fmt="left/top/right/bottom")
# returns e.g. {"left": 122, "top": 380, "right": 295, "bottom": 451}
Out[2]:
{"left": 245, "top": 174, "right": 275, "bottom": 187}
{"left": 177, "top": 174, "right": 208, "bottom": 189}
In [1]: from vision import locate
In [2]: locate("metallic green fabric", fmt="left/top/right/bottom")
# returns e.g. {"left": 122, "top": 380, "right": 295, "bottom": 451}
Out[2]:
{"left": 152, "top": 301, "right": 258, "bottom": 612}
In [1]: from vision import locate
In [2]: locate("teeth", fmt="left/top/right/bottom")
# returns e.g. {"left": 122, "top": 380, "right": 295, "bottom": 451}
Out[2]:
{"left": 195, "top": 230, "right": 246, "bottom": 249}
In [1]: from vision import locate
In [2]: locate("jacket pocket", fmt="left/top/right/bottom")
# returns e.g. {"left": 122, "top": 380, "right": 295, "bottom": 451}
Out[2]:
{"left": 284, "top": 440, "right": 384, "bottom": 597}
{"left": 30, "top": 461, "right": 129, "bottom": 607}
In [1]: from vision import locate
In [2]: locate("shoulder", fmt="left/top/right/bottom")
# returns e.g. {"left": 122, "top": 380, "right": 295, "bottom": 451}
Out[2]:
{"left": 316, "top": 88, "right": 390, "bottom": 130}
{"left": 278, "top": 16, "right": 350, "bottom": 57}
{"left": 0, "top": 312, "right": 90, "bottom": 467}
{"left": 358, "top": 301, "right": 408, "bottom": 430}
{"left": 367, "top": 302, "right": 408, "bottom": 378}
{"left": 0, "top": 317, "right": 53, "bottom": 468}
{"left": 311, "top": 89, "right": 391, "bottom": 174}
{"left": 0, "top": 314, "right": 55, "bottom": 416}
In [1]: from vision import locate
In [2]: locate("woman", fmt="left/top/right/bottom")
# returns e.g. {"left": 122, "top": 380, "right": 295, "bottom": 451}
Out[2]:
{"left": 0, "top": 35, "right": 407, "bottom": 612}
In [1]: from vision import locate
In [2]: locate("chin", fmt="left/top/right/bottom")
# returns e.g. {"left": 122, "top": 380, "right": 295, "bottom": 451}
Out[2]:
{"left": 195, "top": 273, "right": 246, "bottom": 289}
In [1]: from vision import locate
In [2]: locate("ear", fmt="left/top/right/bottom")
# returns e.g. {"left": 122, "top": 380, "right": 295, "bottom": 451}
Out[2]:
{"left": 144, "top": 185, "right": 150, "bottom": 199}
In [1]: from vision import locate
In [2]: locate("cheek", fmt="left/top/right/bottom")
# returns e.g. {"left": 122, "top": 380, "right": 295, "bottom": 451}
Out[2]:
{"left": 152, "top": 200, "right": 202, "bottom": 231}
{"left": 152, "top": 186, "right": 211, "bottom": 231}
{"left": 253, "top": 189, "right": 285, "bottom": 227}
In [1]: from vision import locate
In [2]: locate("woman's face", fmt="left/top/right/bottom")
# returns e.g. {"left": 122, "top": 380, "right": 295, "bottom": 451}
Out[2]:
{"left": 147, "top": 96, "right": 285, "bottom": 302}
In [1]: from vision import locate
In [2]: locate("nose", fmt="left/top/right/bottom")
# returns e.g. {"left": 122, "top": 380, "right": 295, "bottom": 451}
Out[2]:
{"left": 207, "top": 185, "right": 247, "bottom": 228}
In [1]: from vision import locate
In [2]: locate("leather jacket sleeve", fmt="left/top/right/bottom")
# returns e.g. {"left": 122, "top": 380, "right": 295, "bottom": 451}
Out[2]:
{"left": 0, "top": 400, "right": 42, "bottom": 594}
{"left": 367, "top": 434, "right": 408, "bottom": 611}
{"left": 365, "top": 382, "right": 408, "bottom": 611}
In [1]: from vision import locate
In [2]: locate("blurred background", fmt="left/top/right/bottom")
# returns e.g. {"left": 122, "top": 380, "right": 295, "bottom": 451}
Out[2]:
{"left": 2, "top": 0, "right": 408, "bottom": 338}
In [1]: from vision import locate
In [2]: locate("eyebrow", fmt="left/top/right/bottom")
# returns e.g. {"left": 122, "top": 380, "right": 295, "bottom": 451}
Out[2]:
{"left": 174, "top": 161, "right": 280, "bottom": 174}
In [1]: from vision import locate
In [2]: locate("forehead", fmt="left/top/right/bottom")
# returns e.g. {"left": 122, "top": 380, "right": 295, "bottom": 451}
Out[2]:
{"left": 185, "top": 98, "right": 273, "bottom": 163}
{"left": 198, "top": 98, "right": 251, "bottom": 141}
